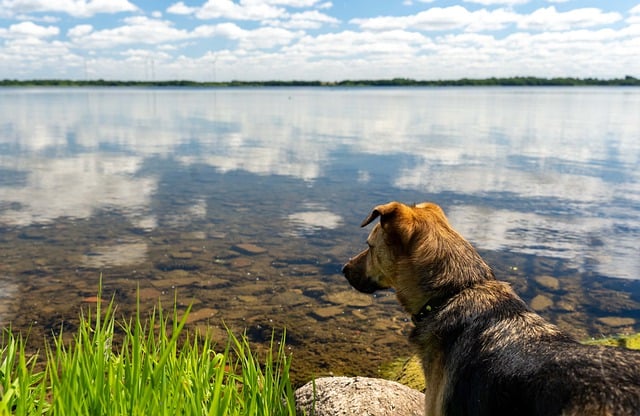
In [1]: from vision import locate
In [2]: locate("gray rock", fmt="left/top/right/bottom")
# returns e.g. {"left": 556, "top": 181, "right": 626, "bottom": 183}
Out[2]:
{"left": 295, "top": 376, "right": 425, "bottom": 416}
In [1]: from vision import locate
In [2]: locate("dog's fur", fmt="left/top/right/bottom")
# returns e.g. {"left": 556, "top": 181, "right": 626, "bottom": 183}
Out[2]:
{"left": 342, "top": 201, "right": 640, "bottom": 416}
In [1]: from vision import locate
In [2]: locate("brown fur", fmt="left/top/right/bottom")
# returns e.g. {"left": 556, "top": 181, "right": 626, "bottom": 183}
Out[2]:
{"left": 342, "top": 201, "right": 640, "bottom": 416}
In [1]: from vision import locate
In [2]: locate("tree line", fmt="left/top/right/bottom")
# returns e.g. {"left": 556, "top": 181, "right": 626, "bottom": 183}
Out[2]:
{"left": 1, "top": 76, "right": 639, "bottom": 87}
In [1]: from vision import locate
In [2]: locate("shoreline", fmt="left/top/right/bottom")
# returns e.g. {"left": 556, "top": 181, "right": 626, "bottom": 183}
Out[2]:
{"left": 1, "top": 76, "right": 639, "bottom": 88}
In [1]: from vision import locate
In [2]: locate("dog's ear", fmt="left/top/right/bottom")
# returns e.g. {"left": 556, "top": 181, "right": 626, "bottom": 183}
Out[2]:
{"left": 360, "top": 202, "right": 403, "bottom": 228}
{"left": 361, "top": 202, "right": 416, "bottom": 247}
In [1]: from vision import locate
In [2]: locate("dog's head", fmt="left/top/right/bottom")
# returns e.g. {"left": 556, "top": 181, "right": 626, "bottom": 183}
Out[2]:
{"left": 342, "top": 201, "right": 469, "bottom": 315}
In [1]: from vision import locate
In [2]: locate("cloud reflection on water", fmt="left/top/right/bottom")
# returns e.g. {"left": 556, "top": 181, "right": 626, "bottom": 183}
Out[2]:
{"left": 0, "top": 88, "right": 638, "bottom": 279}
{"left": 287, "top": 203, "right": 343, "bottom": 236}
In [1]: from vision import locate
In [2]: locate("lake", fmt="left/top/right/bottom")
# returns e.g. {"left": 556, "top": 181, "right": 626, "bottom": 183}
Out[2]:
{"left": 0, "top": 87, "right": 639, "bottom": 381}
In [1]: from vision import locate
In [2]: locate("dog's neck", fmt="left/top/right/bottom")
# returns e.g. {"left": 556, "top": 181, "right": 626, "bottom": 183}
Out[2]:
{"left": 411, "top": 292, "right": 451, "bottom": 324}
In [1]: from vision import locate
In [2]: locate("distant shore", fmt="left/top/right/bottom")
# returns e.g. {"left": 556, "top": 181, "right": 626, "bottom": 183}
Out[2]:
{"left": 1, "top": 76, "right": 639, "bottom": 88}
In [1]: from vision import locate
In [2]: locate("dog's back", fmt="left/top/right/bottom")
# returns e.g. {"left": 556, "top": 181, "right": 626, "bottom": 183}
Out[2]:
{"left": 412, "top": 279, "right": 640, "bottom": 416}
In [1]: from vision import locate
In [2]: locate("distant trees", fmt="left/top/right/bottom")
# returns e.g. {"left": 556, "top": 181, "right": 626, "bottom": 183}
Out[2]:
{"left": 1, "top": 76, "right": 639, "bottom": 88}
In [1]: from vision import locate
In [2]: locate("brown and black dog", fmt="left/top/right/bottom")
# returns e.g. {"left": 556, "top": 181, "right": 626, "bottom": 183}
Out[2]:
{"left": 342, "top": 201, "right": 640, "bottom": 416}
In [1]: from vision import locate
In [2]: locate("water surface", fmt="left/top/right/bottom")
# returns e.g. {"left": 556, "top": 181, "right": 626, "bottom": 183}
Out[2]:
{"left": 0, "top": 87, "right": 639, "bottom": 381}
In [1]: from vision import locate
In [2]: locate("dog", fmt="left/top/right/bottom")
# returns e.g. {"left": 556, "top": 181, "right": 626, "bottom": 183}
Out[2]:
{"left": 342, "top": 201, "right": 640, "bottom": 416}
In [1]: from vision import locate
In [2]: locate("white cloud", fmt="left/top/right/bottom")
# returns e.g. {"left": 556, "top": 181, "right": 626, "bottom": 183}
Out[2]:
{"left": 464, "top": 8, "right": 518, "bottom": 31}
{"left": 240, "top": 26, "right": 301, "bottom": 49}
{"left": 0, "top": 0, "right": 138, "bottom": 18}
{"left": 267, "top": 0, "right": 323, "bottom": 6}
{"left": 67, "top": 24, "right": 93, "bottom": 38}
{"left": 0, "top": 21, "right": 59, "bottom": 38}
{"left": 352, "top": 5, "right": 622, "bottom": 33}
{"left": 351, "top": 6, "right": 470, "bottom": 31}
{"left": 68, "top": 16, "right": 193, "bottom": 48}
{"left": 166, "top": 1, "right": 197, "bottom": 15}
{"left": 519, "top": 6, "right": 622, "bottom": 31}
{"left": 464, "top": 0, "right": 528, "bottom": 5}
{"left": 121, "top": 48, "right": 172, "bottom": 61}
{"left": 629, "top": 4, "right": 640, "bottom": 24}
{"left": 284, "top": 30, "right": 430, "bottom": 59}
{"left": 1, "top": 0, "right": 638, "bottom": 80}
{"left": 168, "top": 0, "right": 328, "bottom": 20}
{"left": 197, "top": 22, "right": 301, "bottom": 49}
{"left": 265, "top": 10, "right": 340, "bottom": 29}
{"left": 13, "top": 14, "right": 59, "bottom": 23}
{"left": 351, "top": 6, "right": 518, "bottom": 32}
{"left": 195, "top": 0, "right": 286, "bottom": 20}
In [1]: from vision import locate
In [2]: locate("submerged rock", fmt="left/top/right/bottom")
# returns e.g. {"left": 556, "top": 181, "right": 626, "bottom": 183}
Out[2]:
{"left": 310, "top": 306, "right": 344, "bottom": 320}
{"left": 323, "top": 290, "right": 373, "bottom": 307}
{"left": 596, "top": 316, "right": 636, "bottom": 328}
{"left": 530, "top": 294, "right": 554, "bottom": 311}
{"left": 534, "top": 275, "right": 560, "bottom": 291}
{"left": 232, "top": 243, "right": 268, "bottom": 255}
{"left": 294, "top": 376, "right": 424, "bottom": 416}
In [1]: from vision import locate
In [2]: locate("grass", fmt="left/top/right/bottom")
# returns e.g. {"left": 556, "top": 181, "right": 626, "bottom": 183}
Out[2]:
{"left": 0, "top": 290, "right": 296, "bottom": 415}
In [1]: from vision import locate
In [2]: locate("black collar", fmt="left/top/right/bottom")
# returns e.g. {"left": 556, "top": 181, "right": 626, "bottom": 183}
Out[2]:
{"left": 411, "top": 294, "right": 450, "bottom": 324}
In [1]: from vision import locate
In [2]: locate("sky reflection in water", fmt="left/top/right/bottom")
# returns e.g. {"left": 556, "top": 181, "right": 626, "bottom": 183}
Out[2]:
{"left": 0, "top": 87, "right": 638, "bottom": 284}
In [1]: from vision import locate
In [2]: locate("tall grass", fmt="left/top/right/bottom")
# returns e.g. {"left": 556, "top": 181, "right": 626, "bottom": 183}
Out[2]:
{"left": 0, "top": 293, "right": 296, "bottom": 415}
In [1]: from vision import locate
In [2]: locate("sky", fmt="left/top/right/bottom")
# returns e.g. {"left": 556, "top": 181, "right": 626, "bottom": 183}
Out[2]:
{"left": 0, "top": 0, "right": 639, "bottom": 81}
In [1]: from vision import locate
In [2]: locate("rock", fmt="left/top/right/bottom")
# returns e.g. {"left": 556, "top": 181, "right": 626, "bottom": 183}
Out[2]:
{"left": 185, "top": 307, "right": 217, "bottom": 324}
{"left": 534, "top": 275, "right": 560, "bottom": 291}
{"left": 323, "top": 290, "right": 373, "bottom": 307}
{"left": 180, "top": 231, "right": 207, "bottom": 240}
{"left": 199, "top": 277, "right": 229, "bottom": 288}
{"left": 310, "top": 306, "right": 344, "bottom": 320}
{"left": 351, "top": 309, "right": 367, "bottom": 320}
{"left": 530, "top": 294, "right": 553, "bottom": 311}
{"left": 208, "top": 231, "right": 227, "bottom": 239}
{"left": 596, "top": 316, "right": 636, "bottom": 327}
{"left": 587, "top": 290, "right": 639, "bottom": 313}
{"left": 555, "top": 300, "right": 576, "bottom": 312}
{"left": 302, "top": 285, "right": 326, "bottom": 299}
{"left": 81, "top": 296, "right": 106, "bottom": 304}
{"left": 230, "top": 258, "right": 252, "bottom": 268}
{"left": 233, "top": 243, "right": 267, "bottom": 255}
{"left": 270, "top": 289, "right": 309, "bottom": 307}
{"left": 170, "top": 251, "right": 193, "bottom": 260}
{"left": 152, "top": 273, "right": 202, "bottom": 289}
{"left": 295, "top": 376, "right": 424, "bottom": 416}
{"left": 237, "top": 295, "right": 260, "bottom": 304}
{"left": 137, "top": 287, "right": 162, "bottom": 301}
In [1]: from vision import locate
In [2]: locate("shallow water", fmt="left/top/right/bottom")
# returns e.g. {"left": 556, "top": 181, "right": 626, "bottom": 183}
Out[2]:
{"left": 0, "top": 87, "right": 639, "bottom": 382}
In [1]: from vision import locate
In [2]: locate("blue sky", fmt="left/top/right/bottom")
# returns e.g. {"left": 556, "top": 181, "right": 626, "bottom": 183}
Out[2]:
{"left": 0, "top": 0, "right": 638, "bottom": 81}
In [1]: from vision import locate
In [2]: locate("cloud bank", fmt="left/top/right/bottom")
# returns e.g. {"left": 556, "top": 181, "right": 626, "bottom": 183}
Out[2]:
{"left": 0, "top": 0, "right": 638, "bottom": 80}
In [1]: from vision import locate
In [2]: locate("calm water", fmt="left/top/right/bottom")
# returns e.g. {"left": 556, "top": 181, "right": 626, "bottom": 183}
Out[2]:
{"left": 1, "top": 87, "right": 639, "bottom": 381}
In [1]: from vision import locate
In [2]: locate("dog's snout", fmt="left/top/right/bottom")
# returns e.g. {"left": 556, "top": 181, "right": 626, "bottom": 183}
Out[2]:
{"left": 342, "top": 250, "right": 387, "bottom": 294}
